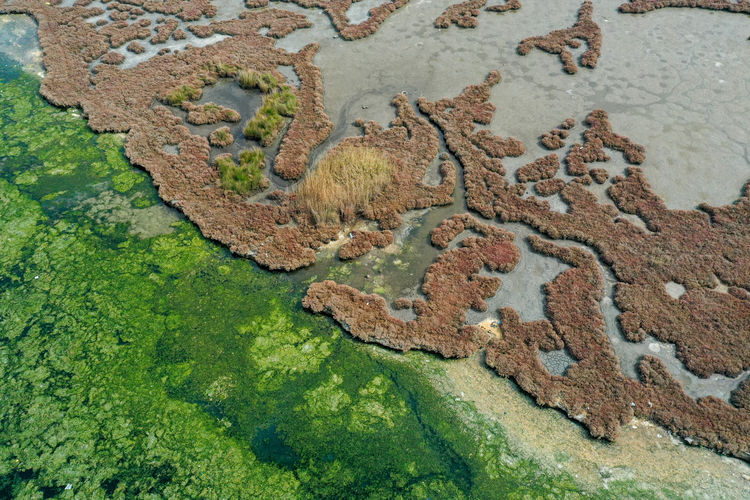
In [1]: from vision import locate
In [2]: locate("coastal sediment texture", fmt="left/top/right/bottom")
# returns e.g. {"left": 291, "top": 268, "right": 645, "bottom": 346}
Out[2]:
{"left": 434, "top": 0, "right": 520, "bottom": 29}
{"left": 246, "top": 0, "right": 410, "bottom": 40}
{"left": 619, "top": 0, "right": 750, "bottom": 14}
{"left": 304, "top": 214, "right": 521, "bottom": 357}
{"left": 517, "top": 0, "right": 601, "bottom": 74}
{"left": 310, "top": 72, "right": 750, "bottom": 461}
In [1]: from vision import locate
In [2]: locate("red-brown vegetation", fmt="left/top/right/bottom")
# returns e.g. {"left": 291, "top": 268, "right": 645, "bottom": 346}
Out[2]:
{"left": 516, "top": 154, "right": 559, "bottom": 182}
{"left": 127, "top": 40, "right": 146, "bottom": 53}
{"left": 486, "top": 0, "right": 522, "bottom": 13}
{"left": 732, "top": 378, "right": 750, "bottom": 410}
{"left": 417, "top": 71, "right": 525, "bottom": 218}
{"left": 435, "top": 0, "right": 487, "bottom": 29}
{"left": 208, "top": 126, "right": 234, "bottom": 147}
{"left": 534, "top": 178, "right": 566, "bottom": 196}
{"left": 435, "top": 0, "right": 520, "bottom": 29}
{"left": 338, "top": 230, "right": 394, "bottom": 260}
{"left": 246, "top": 0, "right": 409, "bottom": 40}
{"left": 564, "top": 109, "right": 645, "bottom": 179}
{"left": 517, "top": 1, "right": 602, "bottom": 74}
{"left": 100, "top": 51, "right": 126, "bottom": 65}
{"left": 99, "top": 18, "right": 152, "bottom": 48}
{"left": 415, "top": 73, "right": 750, "bottom": 459}
{"left": 485, "top": 237, "right": 750, "bottom": 457}
{"left": 619, "top": 0, "right": 750, "bottom": 14}
{"left": 183, "top": 102, "right": 241, "bottom": 125}
{"left": 140, "top": 0, "right": 217, "bottom": 21}
{"left": 304, "top": 214, "right": 521, "bottom": 357}
{"left": 151, "top": 18, "right": 178, "bottom": 44}
{"left": 540, "top": 118, "right": 574, "bottom": 150}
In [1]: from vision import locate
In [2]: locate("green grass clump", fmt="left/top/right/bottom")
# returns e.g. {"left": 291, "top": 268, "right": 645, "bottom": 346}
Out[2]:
{"left": 239, "top": 148, "right": 265, "bottom": 168}
{"left": 265, "top": 86, "right": 298, "bottom": 117}
{"left": 242, "top": 86, "right": 298, "bottom": 145}
{"left": 163, "top": 84, "right": 201, "bottom": 106}
{"left": 238, "top": 69, "right": 279, "bottom": 93}
{"left": 216, "top": 150, "right": 266, "bottom": 194}
{"left": 243, "top": 105, "right": 284, "bottom": 145}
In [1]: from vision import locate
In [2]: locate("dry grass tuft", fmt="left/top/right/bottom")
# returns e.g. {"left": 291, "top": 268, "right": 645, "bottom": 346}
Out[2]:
{"left": 296, "top": 146, "right": 395, "bottom": 225}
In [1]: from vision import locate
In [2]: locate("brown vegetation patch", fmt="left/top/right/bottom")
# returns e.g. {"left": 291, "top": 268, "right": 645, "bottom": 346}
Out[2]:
{"left": 486, "top": 0, "right": 522, "bottom": 13}
{"left": 183, "top": 102, "right": 241, "bottom": 125}
{"left": 516, "top": 154, "right": 559, "bottom": 183}
{"left": 338, "top": 230, "right": 394, "bottom": 260}
{"left": 435, "top": 0, "right": 520, "bottom": 29}
{"left": 100, "top": 51, "right": 126, "bottom": 65}
{"left": 414, "top": 72, "right": 750, "bottom": 460}
{"left": 435, "top": 0, "right": 487, "bottom": 29}
{"left": 246, "top": 0, "right": 410, "bottom": 40}
{"left": 139, "top": 0, "right": 217, "bottom": 21}
{"left": 485, "top": 237, "right": 750, "bottom": 458}
{"left": 208, "top": 126, "right": 234, "bottom": 147}
{"left": 517, "top": 0, "right": 602, "bottom": 74}
{"left": 534, "top": 178, "right": 566, "bottom": 197}
{"left": 540, "top": 118, "right": 574, "bottom": 150}
{"left": 99, "top": 18, "right": 152, "bottom": 48}
{"left": 564, "top": 109, "right": 645, "bottom": 178}
{"left": 151, "top": 18, "right": 178, "bottom": 44}
{"left": 619, "top": 0, "right": 750, "bottom": 14}
{"left": 731, "top": 378, "right": 750, "bottom": 410}
{"left": 417, "top": 71, "right": 525, "bottom": 219}
{"left": 127, "top": 40, "right": 146, "bottom": 53}
{"left": 304, "top": 214, "right": 521, "bottom": 357}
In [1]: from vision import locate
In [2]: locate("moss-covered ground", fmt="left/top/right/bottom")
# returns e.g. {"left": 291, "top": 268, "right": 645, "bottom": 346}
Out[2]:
{"left": 0, "top": 54, "right": 681, "bottom": 498}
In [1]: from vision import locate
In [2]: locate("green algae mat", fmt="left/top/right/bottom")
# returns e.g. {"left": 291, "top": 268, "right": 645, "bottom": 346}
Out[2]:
{"left": 0, "top": 55, "right": 690, "bottom": 499}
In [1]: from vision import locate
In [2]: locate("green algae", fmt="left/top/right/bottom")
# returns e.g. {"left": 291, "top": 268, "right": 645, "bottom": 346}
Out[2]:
{"left": 0, "top": 54, "right": 692, "bottom": 499}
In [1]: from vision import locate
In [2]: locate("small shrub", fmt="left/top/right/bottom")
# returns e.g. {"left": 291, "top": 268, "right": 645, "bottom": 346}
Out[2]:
{"left": 164, "top": 85, "right": 201, "bottom": 106}
{"left": 238, "top": 70, "right": 279, "bottom": 93}
{"left": 243, "top": 105, "right": 283, "bottom": 145}
{"left": 296, "top": 146, "right": 395, "bottom": 225}
{"left": 215, "top": 151, "right": 266, "bottom": 194}
{"left": 209, "top": 127, "right": 234, "bottom": 147}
